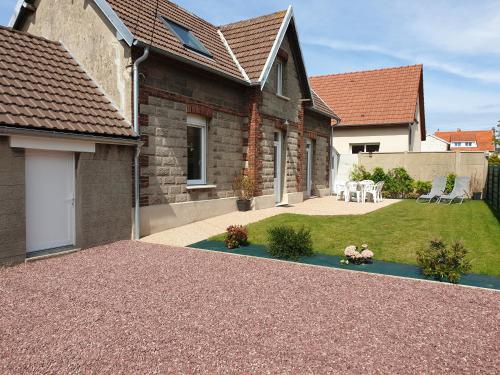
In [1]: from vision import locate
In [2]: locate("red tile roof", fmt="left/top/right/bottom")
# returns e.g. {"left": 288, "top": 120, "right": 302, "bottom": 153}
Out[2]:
{"left": 0, "top": 26, "right": 134, "bottom": 137}
{"left": 106, "top": 0, "right": 244, "bottom": 81}
{"left": 435, "top": 130, "right": 495, "bottom": 152}
{"left": 219, "top": 11, "right": 287, "bottom": 82}
{"left": 308, "top": 90, "right": 337, "bottom": 118}
{"left": 310, "top": 65, "right": 424, "bottom": 129}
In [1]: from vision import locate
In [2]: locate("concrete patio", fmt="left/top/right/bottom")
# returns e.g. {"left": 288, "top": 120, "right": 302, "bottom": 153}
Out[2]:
{"left": 142, "top": 196, "right": 400, "bottom": 247}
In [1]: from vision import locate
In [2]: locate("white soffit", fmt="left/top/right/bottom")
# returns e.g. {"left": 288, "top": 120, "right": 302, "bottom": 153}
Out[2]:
{"left": 10, "top": 135, "right": 96, "bottom": 153}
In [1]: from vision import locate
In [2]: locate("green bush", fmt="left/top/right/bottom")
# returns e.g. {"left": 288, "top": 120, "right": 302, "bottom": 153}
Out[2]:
{"left": 385, "top": 167, "right": 414, "bottom": 198}
{"left": 488, "top": 154, "right": 500, "bottom": 165}
{"left": 414, "top": 180, "right": 432, "bottom": 195}
{"left": 445, "top": 173, "right": 456, "bottom": 194}
{"left": 371, "top": 167, "right": 388, "bottom": 183}
{"left": 267, "top": 225, "right": 313, "bottom": 260}
{"left": 349, "top": 165, "right": 371, "bottom": 181}
{"left": 417, "top": 238, "right": 472, "bottom": 283}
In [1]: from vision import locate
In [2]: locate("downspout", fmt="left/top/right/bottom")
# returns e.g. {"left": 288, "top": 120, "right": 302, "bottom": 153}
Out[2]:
{"left": 133, "top": 46, "right": 150, "bottom": 240}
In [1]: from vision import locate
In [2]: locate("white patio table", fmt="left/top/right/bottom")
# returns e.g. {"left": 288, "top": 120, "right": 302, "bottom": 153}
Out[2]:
{"left": 359, "top": 180, "right": 375, "bottom": 203}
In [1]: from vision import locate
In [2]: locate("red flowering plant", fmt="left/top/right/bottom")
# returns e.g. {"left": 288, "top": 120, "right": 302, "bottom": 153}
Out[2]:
{"left": 224, "top": 225, "right": 249, "bottom": 249}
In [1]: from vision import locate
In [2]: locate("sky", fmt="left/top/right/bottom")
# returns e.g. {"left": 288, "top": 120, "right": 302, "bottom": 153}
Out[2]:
{"left": 1, "top": 0, "right": 499, "bottom": 133}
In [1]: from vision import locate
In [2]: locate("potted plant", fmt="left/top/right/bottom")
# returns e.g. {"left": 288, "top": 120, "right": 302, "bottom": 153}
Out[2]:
{"left": 232, "top": 175, "right": 255, "bottom": 211}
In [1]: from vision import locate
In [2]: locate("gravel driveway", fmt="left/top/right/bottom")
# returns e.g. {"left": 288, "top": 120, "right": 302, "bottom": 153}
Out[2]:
{"left": 0, "top": 241, "right": 498, "bottom": 374}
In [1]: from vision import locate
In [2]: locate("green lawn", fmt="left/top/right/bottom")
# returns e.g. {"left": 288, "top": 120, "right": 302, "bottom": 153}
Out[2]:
{"left": 211, "top": 200, "right": 500, "bottom": 276}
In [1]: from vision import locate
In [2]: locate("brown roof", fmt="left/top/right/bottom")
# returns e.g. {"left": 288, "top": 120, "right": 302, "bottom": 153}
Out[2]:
{"left": 310, "top": 65, "right": 424, "bottom": 127}
{"left": 219, "top": 11, "right": 287, "bottom": 82}
{"left": 0, "top": 26, "right": 133, "bottom": 137}
{"left": 308, "top": 90, "right": 338, "bottom": 118}
{"left": 106, "top": 0, "right": 244, "bottom": 81}
{"left": 435, "top": 130, "right": 495, "bottom": 152}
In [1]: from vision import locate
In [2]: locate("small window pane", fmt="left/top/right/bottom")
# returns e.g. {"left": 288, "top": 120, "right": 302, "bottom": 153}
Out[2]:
{"left": 276, "top": 61, "right": 283, "bottom": 95}
{"left": 187, "top": 126, "right": 202, "bottom": 181}
{"left": 351, "top": 145, "right": 365, "bottom": 154}
{"left": 366, "top": 144, "right": 380, "bottom": 153}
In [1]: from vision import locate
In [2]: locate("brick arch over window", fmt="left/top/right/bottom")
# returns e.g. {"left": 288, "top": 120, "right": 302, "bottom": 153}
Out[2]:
{"left": 186, "top": 103, "right": 213, "bottom": 119}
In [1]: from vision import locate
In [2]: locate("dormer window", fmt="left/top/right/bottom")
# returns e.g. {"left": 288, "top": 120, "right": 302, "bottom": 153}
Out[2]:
{"left": 160, "top": 16, "right": 213, "bottom": 58}
{"left": 276, "top": 59, "right": 284, "bottom": 96}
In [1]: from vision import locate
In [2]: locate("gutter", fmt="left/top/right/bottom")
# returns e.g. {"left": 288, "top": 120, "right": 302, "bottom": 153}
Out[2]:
{"left": 133, "top": 46, "right": 150, "bottom": 240}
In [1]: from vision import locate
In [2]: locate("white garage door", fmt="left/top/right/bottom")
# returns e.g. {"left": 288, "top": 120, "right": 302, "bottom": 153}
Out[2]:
{"left": 26, "top": 150, "right": 75, "bottom": 253}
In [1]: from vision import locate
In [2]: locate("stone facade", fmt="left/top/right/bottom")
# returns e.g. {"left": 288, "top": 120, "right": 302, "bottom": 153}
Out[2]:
{"left": 0, "top": 137, "right": 26, "bottom": 265}
{"left": 136, "top": 29, "right": 331, "bottom": 208}
{"left": 304, "top": 111, "right": 332, "bottom": 194}
{"left": 75, "top": 144, "right": 134, "bottom": 249}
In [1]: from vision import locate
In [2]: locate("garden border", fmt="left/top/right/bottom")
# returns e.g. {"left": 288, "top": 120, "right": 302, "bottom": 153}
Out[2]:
{"left": 188, "top": 240, "right": 500, "bottom": 291}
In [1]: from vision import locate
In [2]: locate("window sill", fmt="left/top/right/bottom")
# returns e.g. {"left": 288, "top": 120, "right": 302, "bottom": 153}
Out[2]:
{"left": 276, "top": 94, "right": 290, "bottom": 101}
{"left": 186, "top": 184, "right": 217, "bottom": 190}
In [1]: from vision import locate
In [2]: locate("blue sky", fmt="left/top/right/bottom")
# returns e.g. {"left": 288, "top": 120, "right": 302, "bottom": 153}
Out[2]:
{"left": 1, "top": 0, "right": 499, "bottom": 133}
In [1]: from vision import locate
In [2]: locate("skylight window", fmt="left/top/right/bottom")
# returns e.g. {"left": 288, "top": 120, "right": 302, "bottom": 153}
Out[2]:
{"left": 160, "top": 16, "right": 212, "bottom": 58}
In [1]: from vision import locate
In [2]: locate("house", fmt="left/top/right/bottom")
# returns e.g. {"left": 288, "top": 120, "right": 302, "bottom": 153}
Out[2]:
{"left": 434, "top": 129, "right": 495, "bottom": 153}
{"left": 421, "top": 134, "right": 450, "bottom": 152}
{"left": 9, "top": 0, "right": 337, "bottom": 238}
{"left": 310, "top": 65, "right": 426, "bottom": 154}
{"left": 0, "top": 26, "right": 137, "bottom": 265}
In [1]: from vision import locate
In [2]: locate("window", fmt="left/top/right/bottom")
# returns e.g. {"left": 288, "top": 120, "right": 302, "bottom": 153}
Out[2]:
{"left": 160, "top": 16, "right": 212, "bottom": 58}
{"left": 351, "top": 144, "right": 380, "bottom": 154}
{"left": 452, "top": 141, "right": 476, "bottom": 148}
{"left": 187, "top": 114, "right": 207, "bottom": 185}
{"left": 276, "top": 60, "right": 284, "bottom": 96}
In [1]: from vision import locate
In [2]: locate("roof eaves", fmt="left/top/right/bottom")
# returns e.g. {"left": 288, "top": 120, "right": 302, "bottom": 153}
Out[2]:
{"left": 428, "top": 134, "right": 450, "bottom": 144}
{"left": 8, "top": 0, "right": 25, "bottom": 28}
{"left": 92, "top": 0, "right": 134, "bottom": 46}
{"left": 258, "top": 5, "right": 293, "bottom": 89}
{"left": 217, "top": 29, "right": 250, "bottom": 83}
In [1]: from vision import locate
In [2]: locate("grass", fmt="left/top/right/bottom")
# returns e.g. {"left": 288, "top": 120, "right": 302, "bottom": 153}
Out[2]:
{"left": 210, "top": 200, "right": 500, "bottom": 277}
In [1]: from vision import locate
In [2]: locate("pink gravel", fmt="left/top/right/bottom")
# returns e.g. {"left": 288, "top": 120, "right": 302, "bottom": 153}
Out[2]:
{"left": 0, "top": 241, "right": 498, "bottom": 374}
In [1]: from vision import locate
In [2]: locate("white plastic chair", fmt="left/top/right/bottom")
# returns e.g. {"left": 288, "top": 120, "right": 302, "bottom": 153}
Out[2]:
{"left": 345, "top": 181, "right": 361, "bottom": 202}
{"left": 365, "top": 181, "right": 384, "bottom": 203}
{"left": 336, "top": 181, "right": 347, "bottom": 201}
{"left": 359, "top": 180, "right": 374, "bottom": 202}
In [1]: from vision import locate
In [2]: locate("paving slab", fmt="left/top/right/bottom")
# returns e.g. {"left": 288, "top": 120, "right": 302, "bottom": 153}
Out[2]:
{"left": 142, "top": 196, "right": 400, "bottom": 247}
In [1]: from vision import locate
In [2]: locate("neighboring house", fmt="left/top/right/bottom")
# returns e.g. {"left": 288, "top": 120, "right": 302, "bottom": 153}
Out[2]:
{"left": 10, "top": 0, "right": 337, "bottom": 237}
{"left": 310, "top": 65, "right": 426, "bottom": 154}
{"left": 421, "top": 134, "right": 450, "bottom": 152}
{"left": 0, "top": 27, "right": 137, "bottom": 265}
{"left": 434, "top": 129, "right": 495, "bottom": 153}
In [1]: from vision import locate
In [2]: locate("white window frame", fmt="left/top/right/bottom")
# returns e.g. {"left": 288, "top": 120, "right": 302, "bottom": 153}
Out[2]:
{"left": 276, "top": 60, "right": 284, "bottom": 96}
{"left": 350, "top": 143, "right": 380, "bottom": 154}
{"left": 187, "top": 114, "right": 207, "bottom": 186}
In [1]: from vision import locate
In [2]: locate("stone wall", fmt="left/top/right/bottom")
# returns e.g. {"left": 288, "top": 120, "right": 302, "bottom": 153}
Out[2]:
{"left": 358, "top": 151, "right": 489, "bottom": 191}
{"left": 0, "top": 137, "right": 26, "bottom": 265}
{"left": 304, "top": 110, "right": 331, "bottom": 194}
{"left": 138, "top": 54, "right": 247, "bottom": 206}
{"left": 75, "top": 144, "right": 134, "bottom": 248}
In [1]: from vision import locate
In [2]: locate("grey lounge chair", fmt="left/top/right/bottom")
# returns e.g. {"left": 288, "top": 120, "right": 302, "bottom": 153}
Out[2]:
{"left": 437, "top": 176, "right": 471, "bottom": 204}
{"left": 417, "top": 176, "right": 446, "bottom": 203}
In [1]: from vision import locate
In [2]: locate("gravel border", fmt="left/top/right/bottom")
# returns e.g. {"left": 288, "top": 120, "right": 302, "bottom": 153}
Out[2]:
{"left": 1, "top": 241, "right": 498, "bottom": 374}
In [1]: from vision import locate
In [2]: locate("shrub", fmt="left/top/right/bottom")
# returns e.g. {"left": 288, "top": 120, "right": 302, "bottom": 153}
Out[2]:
{"left": 371, "top": 167, "right": 388, "bottom": 183}
{"left": 267, "top": 225, "right": 313, "bottom": 260}
{"left": 349, "top": 165, "right": 371, "bottom": 181}
{"left": 414, "top": 180, "right": 432, "bottom": 195}
{"left": 385, "top": 167, "right": 414, "bottom": 198}
{"left": 232, "top": 175, "right": 255, "bottom": 200}
{"left": 416, "top": 238, "right": 472, "bottom": 283}
{"left": 224, "top": 225, "right": 248, "bottom": 249}
{"left": 341, "top": 244, "right": 374, "bottom": 265}
{"left": 488, "top": 154, "right": 500, "bottom": 165}
{"left": 445, "top": 173, "right": 456, "bottom": 194}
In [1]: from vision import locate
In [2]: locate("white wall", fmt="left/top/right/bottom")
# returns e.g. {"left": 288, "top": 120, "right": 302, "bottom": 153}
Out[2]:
{"left": 421, "top": 135, "right": 449, "bottom": 152}
{"left": 332, "top": 125, "right": 410, "bottom": 154}
{"left": 410, "top": 98, "right": 422, "bottom": 151}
